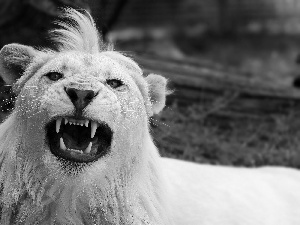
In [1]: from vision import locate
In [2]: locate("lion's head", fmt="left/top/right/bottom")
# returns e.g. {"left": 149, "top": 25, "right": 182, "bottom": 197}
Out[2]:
{"left": 0, "top": 9, "right": 171, "bottom": 224}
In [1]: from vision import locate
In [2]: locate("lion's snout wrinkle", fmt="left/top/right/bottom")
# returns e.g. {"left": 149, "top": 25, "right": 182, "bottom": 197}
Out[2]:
{"left": 65, "top": 87, "right": 97, "bottom": 113}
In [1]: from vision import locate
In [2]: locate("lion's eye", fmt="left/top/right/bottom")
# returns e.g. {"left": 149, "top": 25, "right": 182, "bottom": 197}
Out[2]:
{"left": 107, "top": 79, "right": 124, "bottom": 89}
{"left": 46, "top": 72, "right": 63, "bottom": 81}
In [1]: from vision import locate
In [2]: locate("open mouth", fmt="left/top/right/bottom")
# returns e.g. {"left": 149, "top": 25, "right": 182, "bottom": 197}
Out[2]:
{"left": 46, "top": 117, "right": 113, "bottom": 163}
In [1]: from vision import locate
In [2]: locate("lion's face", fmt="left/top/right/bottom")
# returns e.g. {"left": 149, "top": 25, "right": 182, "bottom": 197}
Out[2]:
{"left": 34, "top": 52, "right": 146, "bottom": 164}
{"left": 1, "top": 48, "right": 155, "bottom": 174}
{"left": 0, "top": 8, "right": 167, "bottom": 180}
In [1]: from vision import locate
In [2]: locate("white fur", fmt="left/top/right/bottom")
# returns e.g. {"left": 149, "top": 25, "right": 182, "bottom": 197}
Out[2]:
{"left": 0, "top": 8, "right": 172, "bottom": 225}
{"left": 0, "top": 8, "right": 300, "bottom": 225}
{"left": 164, "top": 158, "right": 300, "bottom": 224}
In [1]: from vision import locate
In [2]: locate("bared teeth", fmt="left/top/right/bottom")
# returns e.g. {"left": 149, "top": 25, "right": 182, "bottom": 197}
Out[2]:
{"left": 66, "top": 118, "right": 89, "bottom": 126}
{"left": 91, "top": 121, "right": 98, "bottom": 138}
{"left": 84, "top": 142, "right": 92, "bottom": 153}
{"left": 56, "top": 119, "right": 100, "bottom": 154}
{"left": 56, "top": 118, "right": 62, "bottom": 133}
{"left": 60, "top": 137, "right": 67, "bottom": 150}
{"left": 56, "top": 118, "right": 99, "bottom": 143}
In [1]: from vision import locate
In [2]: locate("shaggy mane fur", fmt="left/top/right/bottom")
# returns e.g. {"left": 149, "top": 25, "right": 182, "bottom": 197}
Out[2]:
{"left": 51, "top": 8, "right": 112, "bottom": 53}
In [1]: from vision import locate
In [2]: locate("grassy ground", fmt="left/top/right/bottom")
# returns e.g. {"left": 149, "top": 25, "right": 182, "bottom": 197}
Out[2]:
{"left": 152, "top": 102, "right": 300, "bottom": 168}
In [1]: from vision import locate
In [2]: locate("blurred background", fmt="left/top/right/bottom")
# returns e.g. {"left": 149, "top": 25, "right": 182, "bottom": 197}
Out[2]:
{"left": 2, "top": 0, "right": 300, "bottom": 168}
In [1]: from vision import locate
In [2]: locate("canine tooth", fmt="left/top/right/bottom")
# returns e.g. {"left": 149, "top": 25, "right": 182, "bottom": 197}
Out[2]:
{"left": 85, "top": 120, "right": 89, "bottom": 127}
{"left": 60, "top": 138, "right": 67, "bottom": 150}
{"left": 64, "top": 118, "right": 68, "bottom": 125}
{"left": 56, "top": 118, "right": 62, "bottom": 133}
{"left": 84, "top": 142, "right": 92, "bottom": 153}
{"left": 91, "top": 121, "right": 97, "bottom": 138}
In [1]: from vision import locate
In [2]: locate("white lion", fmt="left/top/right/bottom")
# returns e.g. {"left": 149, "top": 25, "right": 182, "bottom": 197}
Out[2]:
{"left": 0, "top": 8, "right": 300, "bottom": 225}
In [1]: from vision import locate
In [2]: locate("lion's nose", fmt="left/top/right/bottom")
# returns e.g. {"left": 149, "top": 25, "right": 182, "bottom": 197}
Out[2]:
{"left": 65, "top": 87, "right": 97, "bottom": 112}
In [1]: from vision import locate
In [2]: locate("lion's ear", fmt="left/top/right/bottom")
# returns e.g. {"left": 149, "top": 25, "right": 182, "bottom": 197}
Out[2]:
{"left": 145, "top": 74, "right": 168, "bottom": 114}
{"left": 0, "top": 44, "right": 39, "bottom": 84}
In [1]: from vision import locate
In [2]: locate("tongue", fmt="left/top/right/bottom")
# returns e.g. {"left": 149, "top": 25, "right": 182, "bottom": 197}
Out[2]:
{"left": 62, "top": 133, "right": 89, "bottom": 150}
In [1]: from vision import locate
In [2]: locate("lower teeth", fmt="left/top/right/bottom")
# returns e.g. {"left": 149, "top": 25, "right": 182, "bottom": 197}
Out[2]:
{"left": 70, "top": 149, "right": 83, "bottom": 154}
{"left": 59, "top": 137, "right": 93, "bottom": 154}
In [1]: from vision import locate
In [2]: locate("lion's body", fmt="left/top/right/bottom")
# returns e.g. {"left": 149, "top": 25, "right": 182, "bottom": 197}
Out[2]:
{"left": 164, "top": 158, "right": 300, "bottom": 225}
{"left": 0, "top": 8, "right": 300, "bottom": 225}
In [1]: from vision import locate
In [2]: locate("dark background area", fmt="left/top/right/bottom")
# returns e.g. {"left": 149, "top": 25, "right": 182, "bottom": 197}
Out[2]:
{"left": 2, "top": 0, "right": 300, "bottom": 168}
